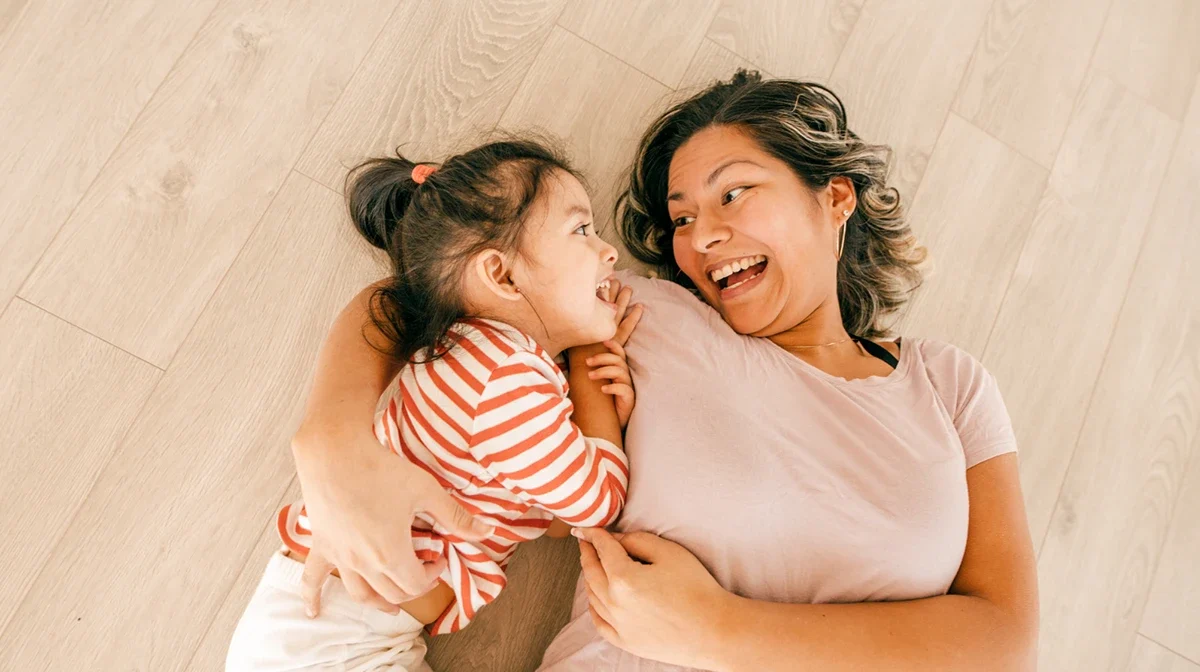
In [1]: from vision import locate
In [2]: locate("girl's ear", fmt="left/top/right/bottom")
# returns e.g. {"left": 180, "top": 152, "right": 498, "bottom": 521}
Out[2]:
{"left": 474, "top": 249, "right": 523, "bottom": 302}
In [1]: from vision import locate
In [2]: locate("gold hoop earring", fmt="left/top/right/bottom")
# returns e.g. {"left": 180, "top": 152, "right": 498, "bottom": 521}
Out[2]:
{"left": 836, "top": 209, "right": 852, "bottom": 260}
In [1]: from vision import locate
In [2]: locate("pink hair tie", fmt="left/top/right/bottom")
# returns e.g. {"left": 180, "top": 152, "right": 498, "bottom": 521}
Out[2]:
{"left": 411, "top": 164, "right": 437, "bottom": 184}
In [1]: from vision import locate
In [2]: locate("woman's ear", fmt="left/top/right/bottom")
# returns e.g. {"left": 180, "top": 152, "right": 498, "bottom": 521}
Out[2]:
{"left": 827, "top": 176, "right": 858, "bottom": 226}
{"left": 474, "top": 249, "right": 523, "bottom": 302}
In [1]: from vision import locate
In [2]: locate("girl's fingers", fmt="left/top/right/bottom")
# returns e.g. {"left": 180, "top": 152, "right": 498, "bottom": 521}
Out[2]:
{"left": 585, "top": 353, "right": 625, "bottom": 368}
{"left": 602, "top": 340, "right": 625, "bottom": 360}
{"left": 614, "top": 284, "right": 633, "bottom": 317}
{"left": 588, "top": 366, "right": 630, "bottom": 385}
{"left": 614, "top": 304, "right": 643, "bottom": 345}
{"left": 602, "top": 383, "right": 635, "bottom": 407}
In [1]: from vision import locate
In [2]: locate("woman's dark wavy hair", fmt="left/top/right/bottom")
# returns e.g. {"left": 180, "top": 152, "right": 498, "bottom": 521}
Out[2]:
{"left": 346, "top": 136, "right": 581, "bottom": 363}
{"left": 616, "top": 70, "right": 926, "bottom": 338}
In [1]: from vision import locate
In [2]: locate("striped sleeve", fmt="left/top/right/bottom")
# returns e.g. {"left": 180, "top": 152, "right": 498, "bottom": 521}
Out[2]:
{"left": 467, "top": 351, "right": 629, "bottom": 527}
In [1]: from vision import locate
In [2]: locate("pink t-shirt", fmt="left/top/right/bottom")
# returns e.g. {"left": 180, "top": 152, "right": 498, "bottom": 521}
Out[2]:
{"left": 539, "top": 272, "right": 1017, "bottom": 671}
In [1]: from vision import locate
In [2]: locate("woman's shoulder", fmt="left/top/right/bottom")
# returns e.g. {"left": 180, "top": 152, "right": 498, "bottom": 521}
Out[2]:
{"left": 908, "top": 337, "right": 1006, "bottom": 416}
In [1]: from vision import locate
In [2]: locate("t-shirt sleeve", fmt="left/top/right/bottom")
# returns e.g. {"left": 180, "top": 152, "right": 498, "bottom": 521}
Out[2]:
{"left": 925, "top": 342, "right": 1019, "bottom": 469}
{"left": 468, "top": 351, "right": 629, "bottom": 527}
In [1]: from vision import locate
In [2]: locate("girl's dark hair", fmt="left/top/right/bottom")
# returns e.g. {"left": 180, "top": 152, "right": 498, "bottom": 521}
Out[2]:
{"left": 347, "top": 137, "right": 581, "bottom": 362}
{"left": 616, "top": 70, "right": 926, "bottom": 338}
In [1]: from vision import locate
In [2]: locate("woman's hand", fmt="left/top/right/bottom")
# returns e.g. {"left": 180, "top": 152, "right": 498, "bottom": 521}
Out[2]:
{"left": 573, "top": 528, "right": 735, "bottom": 670}
{"left": 291, "top": 429, "right": 494, "bottom": 617}
{"left": 586, "top": 281, "right": 643, "bottom": 428}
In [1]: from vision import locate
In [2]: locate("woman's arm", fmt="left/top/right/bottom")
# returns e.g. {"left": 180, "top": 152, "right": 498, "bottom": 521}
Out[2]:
{"left": 291, "top": 282, "right": 493, "bottom": 616}
{"left": 576, "top": 453, "right": 1039, "bottom": 671}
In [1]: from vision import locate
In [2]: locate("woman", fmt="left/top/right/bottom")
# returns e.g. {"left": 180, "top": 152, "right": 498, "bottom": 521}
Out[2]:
{"left": 290, "top": 72, "right": 1039, "bottom": 670}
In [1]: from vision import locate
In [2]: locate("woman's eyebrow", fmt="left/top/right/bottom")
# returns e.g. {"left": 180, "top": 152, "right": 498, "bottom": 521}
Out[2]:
{"left": 667, "top": 159, "right": 763, "bottom": 201}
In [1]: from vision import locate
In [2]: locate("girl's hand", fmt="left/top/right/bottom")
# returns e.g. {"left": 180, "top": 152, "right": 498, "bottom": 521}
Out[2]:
{"left": 291, "top": 429, "right": 494, "bottom": 617}
{"left": 588, "top": 281, "right": 643, "bottom": 428}
{"left": 572, "top": 528, "right": 735, "bottom": 669}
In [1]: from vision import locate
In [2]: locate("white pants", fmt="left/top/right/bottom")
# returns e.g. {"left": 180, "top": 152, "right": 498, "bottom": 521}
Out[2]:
{"left": 226, "top": 549, "right": 433, "bottom": 672}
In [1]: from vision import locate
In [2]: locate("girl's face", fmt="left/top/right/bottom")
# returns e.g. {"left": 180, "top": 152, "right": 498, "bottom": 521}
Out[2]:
{"left": 666, "top": 125, "right": 850, "bottom": 337}
{"left": 514, "top": 171, "right": 620, "bottom": 350}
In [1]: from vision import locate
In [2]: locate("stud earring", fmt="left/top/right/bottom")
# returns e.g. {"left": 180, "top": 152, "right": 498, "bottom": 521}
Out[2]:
{"left": 842, "top": 209, "right": 851, "bottom": 217}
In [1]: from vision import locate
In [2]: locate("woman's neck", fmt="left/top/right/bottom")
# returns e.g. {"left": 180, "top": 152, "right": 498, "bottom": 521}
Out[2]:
{"left": 767, "top": 297, "right": 851, "bottom": 351}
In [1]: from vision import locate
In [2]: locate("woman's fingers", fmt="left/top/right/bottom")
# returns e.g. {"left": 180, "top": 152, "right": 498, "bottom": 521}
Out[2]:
{"left": 418, "top": 480, "right": 494, "bottom": 541}
{"left": 577, "top": 538, "right": 609, "bottom": 598}
{"left": 574, "top": 528, "right": 632, "bottom": 577}
{"left": 300, "top": 549, "right": 335, "bottom": 618}
{"left": 361, "top": 566, "right": 414, "bottom": 608}
{"left": 588, "top": 603, "right": 623, "bottom": 647}
{"left": 340, "top": 568, "right": 403, "bottom": 615}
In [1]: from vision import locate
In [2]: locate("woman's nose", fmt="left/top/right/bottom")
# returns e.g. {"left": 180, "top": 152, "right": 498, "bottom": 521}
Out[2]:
{"left": 691, "top": 216, "right": 731, "bottom": 252}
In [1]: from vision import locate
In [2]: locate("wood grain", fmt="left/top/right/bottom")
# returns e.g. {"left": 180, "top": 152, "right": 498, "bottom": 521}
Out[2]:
{"left": 0, "top": 173, "right": 380, "bottom": 670}
{"left": 828, "top": 0, "right": 993, "bottom": 198}
{"left": 499, "top": 27, "right": 670, "bottom": 262}
{"left": 17, "top": 0, "right": 394, "bottom": 368}
{"left": 979, "top": 74, "right": 1178, "bottom": 548}
{"left": 1090, "top": 0, "right": 1200, "bottom": 120}
{"left": 1128, "top": 637, "right": 1200, "bottom": 672}
{"left": 1034, "top": 80, "right": 1198, "bottom": 672}
{"left": 1138, "top": 89, "right": 1200, "bottom": 658}
{"left": 557, "top": 0, "right": 721, "bottom": 87}
{"left": 0, "top": 299, "right": 160, "bottom": 636}
{"left": 896, "top": 113, "right": 1047, "bottom": 355}
{"left": 706, "top": 0, "right": 863, "bottom": 81}
{"left": 953, "top": 0, "right": 1113, "bottom": 168}
{"left": 185, "top": 478, "right": 301, "bottom": 672}
{"left": 295, "top": 0, "right": 565, "bottom": 191}
{"left": 676, "top": 38, "right": 765, "bottom": 93}
{"left": 0, "top": 0, "right": 218, "bottom": 310}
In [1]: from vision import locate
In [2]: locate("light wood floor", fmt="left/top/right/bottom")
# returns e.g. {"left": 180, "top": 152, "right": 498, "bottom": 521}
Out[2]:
{"left": 2, "top": 1, "right": 1198, "bottom": 670}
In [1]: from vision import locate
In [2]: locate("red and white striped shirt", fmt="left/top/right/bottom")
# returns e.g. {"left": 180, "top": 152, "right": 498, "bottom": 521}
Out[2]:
{"left": 277, "top": 318, "right": 629, "bottom": 634}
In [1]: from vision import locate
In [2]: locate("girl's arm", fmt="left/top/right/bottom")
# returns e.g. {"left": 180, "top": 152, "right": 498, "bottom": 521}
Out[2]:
{"left": 576, "top": 454, "right": 1039, "bottom": 671}
{"left": 292, "top": 282, "right": 493, "bottom": 616}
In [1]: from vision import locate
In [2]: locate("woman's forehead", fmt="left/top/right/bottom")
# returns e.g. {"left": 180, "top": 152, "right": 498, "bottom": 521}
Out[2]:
{"left": 668, "top": 127, "right": 770, "bottom": 190}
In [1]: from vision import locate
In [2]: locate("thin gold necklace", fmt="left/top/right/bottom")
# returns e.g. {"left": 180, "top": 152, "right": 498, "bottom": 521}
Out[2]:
{"left": 778, "top": 336, "right": 854, "bottom": 351}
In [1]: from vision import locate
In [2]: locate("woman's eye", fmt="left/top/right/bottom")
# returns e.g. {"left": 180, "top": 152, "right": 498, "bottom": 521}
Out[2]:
{"left": 722, "top": 186, "right": 748, "bottom": 205}
{"left": 672, "top": 216, "right": 695, "bottom": 228}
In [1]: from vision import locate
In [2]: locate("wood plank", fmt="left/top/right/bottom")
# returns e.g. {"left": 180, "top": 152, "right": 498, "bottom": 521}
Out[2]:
{"left": 953, "top": 0, "right": 1113, "bottom": 168}
{"left": 557, "top": 0, "right": 720, "bottom": 88}
{"left": 980, "top": 73, "right": 1177, "bottom": 549}
{"left": 0, "top": 0, "right": 218, "bottom": 309}
{"left": 706, "top": 0, "right": 863, "bottom": 81}
{"left": 0, "top": 299, "right": 160, "bottom": 636}
{"left": 295, "top": 0, "right": 565, "bottom": 192}
{"left": 828, "top": 0, "right": 993, "bottom": 198}
{"left": 1141, "top": 437, "right": 1200, "bottom": 664}
{"left": 1033, "top": 80, "right": 1198, "bottom": 672}
{"left": 896, "top": 113, "right": 1047, "bottom": 355}
{"left": 1139, "top": 94, "right": 1200, "bottom": 653}
{"left": 0, "top": 173, "right": 381, "bottom": 670}
{"left": 499, "top": 27, "right": 670, "bottom": 264}
{"left": 1090, "top": 0, "right": 1200, "bottom": 120}
{"left": 1128, "top": 637, "right": 1200, "bottom": 672}
{"left": 185, "top": 478, "right": 300, "bottom": 672}
{"left": 677, "top": 38, "right": 765, "bottom": 93}
{"left": 17, "top": 0, "right": 396, "bottom": 367}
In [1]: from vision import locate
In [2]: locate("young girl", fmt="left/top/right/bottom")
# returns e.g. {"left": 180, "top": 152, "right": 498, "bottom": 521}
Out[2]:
{"left": 226, "top": 139, "right": 640, "bottom": 671}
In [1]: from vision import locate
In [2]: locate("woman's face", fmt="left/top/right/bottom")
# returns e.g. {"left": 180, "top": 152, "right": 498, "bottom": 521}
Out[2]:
{"left": 666, "top": 125, "right": 849, "bottom": 337}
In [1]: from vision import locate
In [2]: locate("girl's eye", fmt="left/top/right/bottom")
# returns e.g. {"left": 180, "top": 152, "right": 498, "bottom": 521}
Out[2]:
{"left": 574, "top": 223, "right": 592, "bottom": 236}
{"left": 673, "top": 216, "right": 695, "bottom": 229}
{"left": 722, "top": 186, "right": 748, "bottom": 205}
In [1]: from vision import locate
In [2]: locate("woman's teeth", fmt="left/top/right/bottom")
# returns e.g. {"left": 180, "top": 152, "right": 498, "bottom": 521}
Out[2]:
{"left": 709, "top": 255, "right": 767, "bottom": 285}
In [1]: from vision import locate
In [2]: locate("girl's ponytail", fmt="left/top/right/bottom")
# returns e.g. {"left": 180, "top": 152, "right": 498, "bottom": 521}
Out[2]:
{"left": 345, "top": 155, "right": 424, "bottom": 252}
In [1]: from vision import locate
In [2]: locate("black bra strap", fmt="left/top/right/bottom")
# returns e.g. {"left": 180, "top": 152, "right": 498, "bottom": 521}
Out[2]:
{"left": 853, "top": 336, "right": 900, "bottom": 370}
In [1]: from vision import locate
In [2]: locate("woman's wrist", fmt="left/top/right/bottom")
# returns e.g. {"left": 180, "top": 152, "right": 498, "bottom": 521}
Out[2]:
{"left": 698, "top": 592, "right": 751, "bottom": 672}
